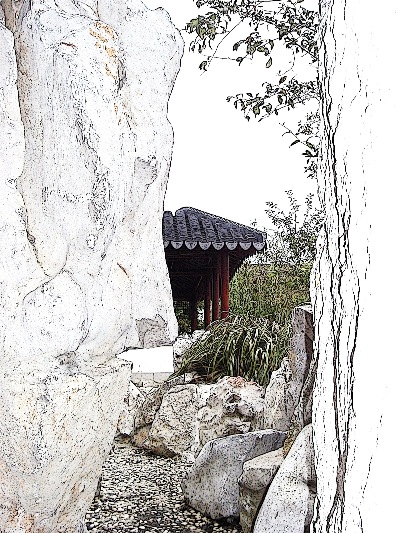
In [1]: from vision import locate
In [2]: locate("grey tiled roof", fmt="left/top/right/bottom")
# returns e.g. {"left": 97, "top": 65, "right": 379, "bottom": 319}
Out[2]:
{"left": 163, "top": 207, "right": 265, "bottom": 251}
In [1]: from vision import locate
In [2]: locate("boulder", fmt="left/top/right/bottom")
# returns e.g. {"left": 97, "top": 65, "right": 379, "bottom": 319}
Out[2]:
{"left": 0, "top": 1, "right": 182, "bottom": 531}
{"left": 0, "top": 358, "right": 130, "bottom": 533}
{"left": 117, "top": 382, "right": 145, "bottom": 436}
{"left": 263, "top": 357, "right": 295, "bottom": 431}
{"left": 198, "top": 376, "right": 266, "bottom": 449}
{"left": 134, "top": 375, "right": 187, "bottom": 430}
{"left": 264, "top": 305, "right": 314, "bottom": 431}
{"left": 145, "top": 384, "right": 211, "bottom": 459}
{"left": 253, "top": 424, "right": 316, "bottom": 533}
{"left": 238, "top": 448, "right": 285, "bottom": 533}
{"left": 142, "top": 376, "right": 267, "bottom": 460}
{"left": 181, "top": 430, "right": 286, "bottom": 519}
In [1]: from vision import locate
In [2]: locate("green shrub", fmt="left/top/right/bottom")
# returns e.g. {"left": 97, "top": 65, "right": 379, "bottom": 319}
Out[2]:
{"left": 171, "top": 314, "right": 290, "bottom": 387}
{"left": 229, "top": 262, "right": 312, "bottom": 325}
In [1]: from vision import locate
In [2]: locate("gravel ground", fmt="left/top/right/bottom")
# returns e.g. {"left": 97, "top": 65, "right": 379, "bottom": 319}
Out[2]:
{"left": 86, "top": 435, "right": 242, "bottom": 533}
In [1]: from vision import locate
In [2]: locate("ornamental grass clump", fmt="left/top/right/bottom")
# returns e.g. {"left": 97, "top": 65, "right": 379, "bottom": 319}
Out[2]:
{"left": 173, "top": 314, "right": 290, "bottom": 387}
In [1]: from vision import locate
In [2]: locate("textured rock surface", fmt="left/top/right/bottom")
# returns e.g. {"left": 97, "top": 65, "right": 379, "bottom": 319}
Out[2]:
{"left": 142, "top": 376, "right": 266, "bottom": 460}
{"left": 7, "top": 0, "right": 181, "bottom": 356}
{"left": 264, "top": 306, "right": 313, "bottom": 431}
{"left": 134, "top": 375, "right": 187, "bottom": 430}
{"left": 198, "top": 376, "right": 266, "bottom": 449}
{"left": 0, "top": 358, "right": 130, "bottom": 532}
{"left": 312, "top": 2, "right": 400, "bottom": 531}
{"left": 181, "top": 430, "right": 286, "bottom": 520}
{"left": 145, "top": 384, "right": 209, "bottom": 459}
{"left": 0, "top": 1, "right": 182, "bottom": 531}
{"left": 117, "top": 382, "right": 145, "bottom": 436}
{"left": 238, "top": 448, "right": 285, "bottom": 533}
{"left": 253, "top": 424, "right": 315, "bottom": 533}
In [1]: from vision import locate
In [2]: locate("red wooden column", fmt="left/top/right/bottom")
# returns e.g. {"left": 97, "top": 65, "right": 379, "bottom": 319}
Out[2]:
{"left": 190, "top": 299, "right": 198, "bottom": 332}
{"left": 204, "top": 276, "right": 211, "bottom": 328}
{"left": 212, "top": 255, "right": 221, "bottom": 321}
{"left": 221, "top": 251, "right": 230, "bottom": 319}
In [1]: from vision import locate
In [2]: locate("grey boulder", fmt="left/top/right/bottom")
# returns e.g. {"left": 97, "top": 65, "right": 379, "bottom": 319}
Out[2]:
{"left": 253, "top": 424, "right": 316, "bottom": 533}
{"left": 181, "top": 429, "right": 286, "bottom": 519}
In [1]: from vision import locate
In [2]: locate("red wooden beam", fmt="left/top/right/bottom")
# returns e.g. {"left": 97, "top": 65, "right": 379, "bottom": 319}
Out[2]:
{"left": 221, "top": 252, "right": 229, "bottom": 319}
{"left": 212, "top": 255, "right": 221, "bottom": 321}
{"left": 204, "top": 276, "right": 211, "bottom": 328}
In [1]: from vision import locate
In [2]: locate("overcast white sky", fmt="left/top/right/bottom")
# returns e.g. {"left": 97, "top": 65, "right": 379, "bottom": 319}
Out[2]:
{"left": 145, "top": 0, "right": 318, "bottom": 228}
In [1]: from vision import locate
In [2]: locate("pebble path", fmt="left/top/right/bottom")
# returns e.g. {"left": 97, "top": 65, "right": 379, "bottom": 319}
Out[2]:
{"left": 86, "top": 436, "right": 242, "bottom": 533}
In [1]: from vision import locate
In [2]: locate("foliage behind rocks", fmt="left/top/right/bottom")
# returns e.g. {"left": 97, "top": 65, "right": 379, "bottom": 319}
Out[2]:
{"left": 172, "top": 314, "right": 290, "bottom": 387}
{"left": 230, "top": 262, "right": 311, "bottom": 325}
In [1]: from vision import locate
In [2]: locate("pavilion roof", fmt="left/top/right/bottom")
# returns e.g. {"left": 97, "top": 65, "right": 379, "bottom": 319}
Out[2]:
{"left": 163, "top": 207, "right": 265, "bottom": 251}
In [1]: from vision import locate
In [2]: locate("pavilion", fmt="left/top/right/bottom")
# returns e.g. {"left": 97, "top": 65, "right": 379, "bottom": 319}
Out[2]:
{"left": 163, "top": 207, "right": 266, "bottom": 331}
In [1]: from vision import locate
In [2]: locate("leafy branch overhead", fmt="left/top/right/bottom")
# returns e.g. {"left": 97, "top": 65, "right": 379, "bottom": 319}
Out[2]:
{"left": 187, "top": 0, "right": 318, "bottom": 63}
{"left": 186, "top": 0, "right": 320, "bottom": 178}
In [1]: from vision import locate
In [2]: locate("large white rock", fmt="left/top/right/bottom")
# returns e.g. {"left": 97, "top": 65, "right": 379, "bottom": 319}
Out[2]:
{"left": 0, "top": 1, "right": 182, "bottom": 530}
{"left": 142, "top": 376, "right": 267, "bottom": 460}
{"left": 181, "top": 430, "right": 286, "bottom": 519}
{"left": 145, "top": 383, "right": 209, "bottom": 459}
{"left": 253, "top": 424, "right": 316, "bottom": 533}
{"left": 264, "top": 306, "right": 313, "bottom": 431}
{"left": 6, "top": 0, "right": 181, "bottom": 359}
{"left": 0, "top": 359, "right": 130, "bottom": 533}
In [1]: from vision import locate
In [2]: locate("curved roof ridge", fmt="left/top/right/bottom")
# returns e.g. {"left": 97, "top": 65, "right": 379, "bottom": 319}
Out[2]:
{"left": 173, "top": 206, "right": 266, "bottom": 238}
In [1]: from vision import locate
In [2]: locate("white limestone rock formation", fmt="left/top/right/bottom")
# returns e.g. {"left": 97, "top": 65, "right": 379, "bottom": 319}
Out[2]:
{"left": 142, "top": 376, "right": 266, "bottom": 460}
{"left": 253, "top": 424, "right": 315, "bottom": 533}
{"left": 181, "top": 430, "right": 286, "bottom": 520}
{"left": 198, "top": 376, "right": 266, "bottom": 449}
{"left": 0, "top": 1, "right": 182, "bottom": 531}
{"left": 117, "top": 382, "right": 145, "bottom": 436}
{"left": 0, "top": 358, "right": 130, "bottom": 533}
{"left": 264, "top": 305, "right": 314, "bottom": 431}
{"left": 309, "top": 1, "right": 400, "bottom": 530}
{"left": 238, "top": 448, "right": 285, "bottom": 533}
{"left": 133, "top": 374, "right": 188, "bottom": 429}
{"left": 145, "top": 384, "right": 209, "bottom": 459}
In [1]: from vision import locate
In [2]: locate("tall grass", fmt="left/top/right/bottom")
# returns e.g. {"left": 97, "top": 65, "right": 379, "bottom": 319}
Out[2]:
{"left": 230, "top": 262, "right": 312, "bottom": 325}
{"left": 172, "top": 314, "right": 290, "bottom": 387}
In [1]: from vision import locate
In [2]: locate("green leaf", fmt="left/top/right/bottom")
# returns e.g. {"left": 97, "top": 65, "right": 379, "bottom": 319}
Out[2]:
{"left": 253, "top": 105, "right": 260, "bottom": 117}
{"left": 199, "top": 60, "right": 208, "bottom": 71}
{"left": 279, "top": 76, "right": 287, "bottom": 84}
{"left": 187, "top": 18, "right": 199, "bottom": 31}
{"left": 266, "top": 57, "right": 272, "bottom": 68}
{"left": 290, "top": 140, "right": 300, "bottom": 146}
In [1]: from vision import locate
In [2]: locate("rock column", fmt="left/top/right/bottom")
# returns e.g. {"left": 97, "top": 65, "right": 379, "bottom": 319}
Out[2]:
{"left": 0, "top": 1, "right": 182, "bottom": 530}
{"left": 313, "top": 0, "right": 399, "bottom": 530}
